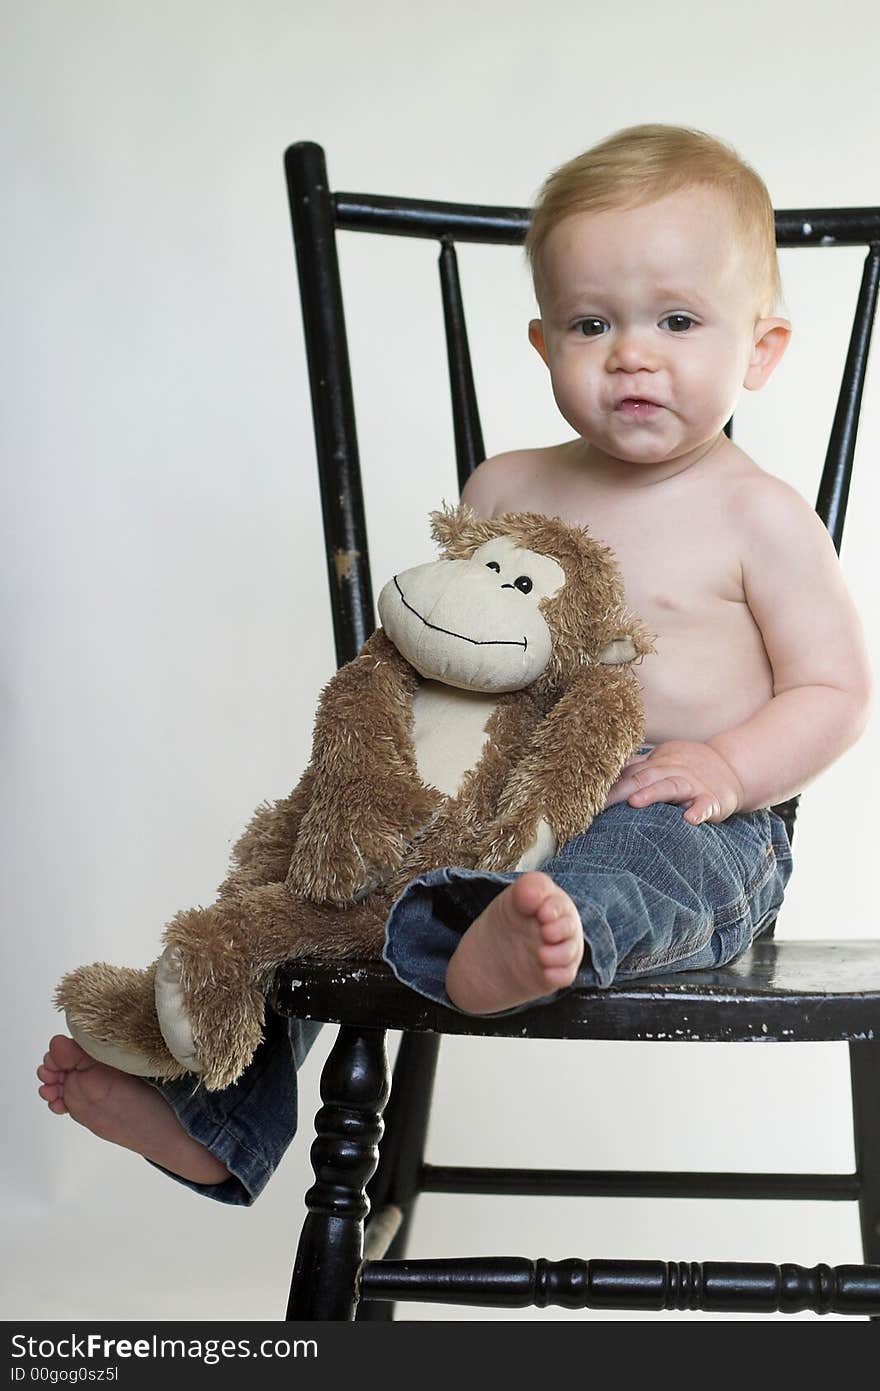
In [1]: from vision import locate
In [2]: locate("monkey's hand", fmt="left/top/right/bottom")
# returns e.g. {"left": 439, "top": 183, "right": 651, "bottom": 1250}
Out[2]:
{"left": 480, "top": 665, "right": 645, "bottom": 869}
{"left": 513, "top": 817, "right": 558, "bottom": 872}
{"left": 477, "top": 814, "right": 555, "bottom": 874}
{"left": 286, "top": 773, "right": 438, "bottom": 906}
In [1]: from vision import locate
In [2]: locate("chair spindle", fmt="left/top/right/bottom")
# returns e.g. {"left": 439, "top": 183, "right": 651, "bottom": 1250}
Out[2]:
{"left": 816, "top": 243, "right": 880, "bottom": 554}
{"left": 438, "top": 239, "right": 485, "bottom": 490}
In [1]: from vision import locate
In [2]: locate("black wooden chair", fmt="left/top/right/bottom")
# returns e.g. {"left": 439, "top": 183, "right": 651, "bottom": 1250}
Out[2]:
{"left": 271, "top": 141, "right": 880, "bottom": 1319}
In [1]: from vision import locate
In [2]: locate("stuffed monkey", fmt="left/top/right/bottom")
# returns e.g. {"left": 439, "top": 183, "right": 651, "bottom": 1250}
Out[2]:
{"left": 57, "top": 505, "right": 654, "bottom": 1089}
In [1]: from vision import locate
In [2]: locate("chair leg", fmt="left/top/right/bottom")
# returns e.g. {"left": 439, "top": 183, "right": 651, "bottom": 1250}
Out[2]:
{"left": 849, "top": 1040, "right": 880, "bottom": 1266}
{"left": 286, "top": 1024, "right": 390, "bottom": 1320}
{"left": 356, "top": 1031, "right": 442, "bottom": 1321}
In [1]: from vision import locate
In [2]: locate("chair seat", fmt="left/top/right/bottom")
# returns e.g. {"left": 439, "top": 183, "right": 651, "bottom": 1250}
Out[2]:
{"left": 271, "top": 937, "right": 880, "bottom": 1043}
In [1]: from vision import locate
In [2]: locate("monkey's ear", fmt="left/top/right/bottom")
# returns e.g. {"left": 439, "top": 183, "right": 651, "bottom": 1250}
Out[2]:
{"left": 429, "top": 501, "right": 496, "bottom": 559}
{"left": 596, "top": 619, "right": 656, "bottom": 664}
{"left": 429, "top": 501, "right": 477, "bottom": 549}
{"left": 595, "top": 637, "right": 638, "bottom": 665}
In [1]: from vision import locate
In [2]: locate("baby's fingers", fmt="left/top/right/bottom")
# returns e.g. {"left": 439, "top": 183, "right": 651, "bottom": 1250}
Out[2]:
{"left": 628, "top": 775, "right": 694, "bottom": 807}
{"left": 684, "top": 793, "right": 720, "bottom": 825}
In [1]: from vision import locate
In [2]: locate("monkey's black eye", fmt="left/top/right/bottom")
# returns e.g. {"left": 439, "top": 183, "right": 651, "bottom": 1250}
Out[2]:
{"left": 485, "top": 561, "right": 501, "bottom": 572}
{"left": 514, "top": 576, "right": 533, "bottom": 594}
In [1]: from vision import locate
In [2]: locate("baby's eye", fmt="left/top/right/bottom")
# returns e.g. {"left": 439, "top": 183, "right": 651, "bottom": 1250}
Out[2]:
{"left": 485, "top": 561, "right": 501, "bottom": 572}
{"left": 575, "top": 318, "right": 608, "bottom": 337}
{"left": 660, "top": 314, "right": 697, "bottom": 333}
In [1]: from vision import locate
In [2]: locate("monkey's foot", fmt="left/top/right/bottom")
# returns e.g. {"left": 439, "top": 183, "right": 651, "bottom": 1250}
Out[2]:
{"left": 55, "top": 962, "right": 187, "bottom": 1080}
{"left": 158, "top": 906, "right": 267, "bottom": 1092}
{"left": 155, "top": 945, "right": 202, "bottom": 1074}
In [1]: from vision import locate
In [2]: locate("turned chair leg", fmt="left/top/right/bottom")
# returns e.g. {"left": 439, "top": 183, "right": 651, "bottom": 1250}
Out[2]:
{"left": 850, "top": 1040, "right": 880, "bottom": 1271}
{"left": 356, "top": 1031, "right": 442, "bottom": 1321}
{"left": 286, "top": 1025, "right": 390, "bottom": 1320}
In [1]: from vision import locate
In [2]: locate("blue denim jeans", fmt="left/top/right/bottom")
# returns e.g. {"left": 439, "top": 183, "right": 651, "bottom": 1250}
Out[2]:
{"left": 383, "top": 749, "right": 794, "bottom": 1012}
{"left": 147, "top": 751, "right": 793, "bottom": 1205}
{"left": 145, "top": 1007, "right": 322, "bottom": 1206}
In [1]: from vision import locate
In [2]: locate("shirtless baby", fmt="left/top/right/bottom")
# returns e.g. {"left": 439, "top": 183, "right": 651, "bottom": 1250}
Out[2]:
{"left": 421, "top": 123, "right": 872, "bottom": 1012}
{"left": 38, "top": 124, "right": 872, "bottom": 1200}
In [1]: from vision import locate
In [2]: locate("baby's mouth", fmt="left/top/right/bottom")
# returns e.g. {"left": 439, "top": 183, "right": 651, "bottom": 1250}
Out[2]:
{"left": 615, "top": 397, "right": 664, "bottom": 417}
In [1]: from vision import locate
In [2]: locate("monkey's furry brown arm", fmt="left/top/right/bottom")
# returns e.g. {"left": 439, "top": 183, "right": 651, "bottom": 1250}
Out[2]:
{"left": 215, "top": 768, "right": 319, "bottom": 901}
{"left": 285, "top": 629, "right": 442, "bottom": 905}
{"left": 478, "top": 663, "right": 644, "bottom": 870}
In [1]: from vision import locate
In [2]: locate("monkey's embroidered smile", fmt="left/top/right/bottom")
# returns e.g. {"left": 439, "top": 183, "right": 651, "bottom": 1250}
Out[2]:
{"left": 378, "top": 535, "right": 570, "bottom": 693}
{"left": 391, "top": 575, "right": 528, "bottom": 651}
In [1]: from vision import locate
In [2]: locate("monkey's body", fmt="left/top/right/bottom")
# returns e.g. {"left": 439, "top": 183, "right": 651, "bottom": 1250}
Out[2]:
{"left": 57, "top": 507, "right": 653, "bottom": 1090}
{"left": 411, "top": 681, "right": 498, "bottom": 798}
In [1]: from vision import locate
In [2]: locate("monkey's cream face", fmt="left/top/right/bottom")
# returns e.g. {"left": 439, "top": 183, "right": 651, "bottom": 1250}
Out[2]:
{"left": 377, "top": 537, "right": 566, "bottom": 692}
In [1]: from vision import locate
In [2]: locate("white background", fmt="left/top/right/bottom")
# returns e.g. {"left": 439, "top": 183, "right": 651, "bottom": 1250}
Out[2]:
{"left": 3, "top": 0, "right": 879, "bottom": 1322}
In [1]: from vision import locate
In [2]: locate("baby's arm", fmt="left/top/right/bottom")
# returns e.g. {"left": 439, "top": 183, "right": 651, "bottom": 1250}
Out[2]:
{"left": 704, "top": 476, "right": 872, "bottom": 811}
{"left": 611, "top": 476, "right": 873, "bottom": 821}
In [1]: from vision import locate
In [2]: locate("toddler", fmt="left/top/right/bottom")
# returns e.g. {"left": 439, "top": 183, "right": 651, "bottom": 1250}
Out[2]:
{"left": 38, "top": 124, "right": 872, "bottom": 1204}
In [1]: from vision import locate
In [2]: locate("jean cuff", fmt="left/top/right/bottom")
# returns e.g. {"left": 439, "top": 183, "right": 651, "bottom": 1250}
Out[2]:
{"left": 142, "top": 1074, "right": 273, "bottom": 1207}
{"left": 382, "top": 865, "right": 619, "bottom": 1014}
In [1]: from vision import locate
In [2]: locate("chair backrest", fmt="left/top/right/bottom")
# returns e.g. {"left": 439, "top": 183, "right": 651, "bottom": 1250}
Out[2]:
{"left": 284, "top": 141, "right": 880, "bottom": 846}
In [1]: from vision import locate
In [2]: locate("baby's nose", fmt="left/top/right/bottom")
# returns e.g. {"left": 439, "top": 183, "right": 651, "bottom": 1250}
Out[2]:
{"left": 606, "top": 330, "right": 658, "bottom": 372}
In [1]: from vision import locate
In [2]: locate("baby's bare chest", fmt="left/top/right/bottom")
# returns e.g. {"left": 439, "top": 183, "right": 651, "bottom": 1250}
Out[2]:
{"left": 576, "top": 497, "right": 765, "bottom": 684}
{"left": 531, "top": 480, "right": 746, "bottom": 620}
{"left": 495, "top": 464, "right": 773, "bottom": 739}
{"left": 598, "top": 509, "right": 744, "bottom": 621}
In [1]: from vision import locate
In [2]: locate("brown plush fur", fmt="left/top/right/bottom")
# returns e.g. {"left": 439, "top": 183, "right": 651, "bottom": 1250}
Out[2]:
{"left": 58, "top": 962, "right": 190, "bottom": 1080}
{"left": 57, "top": 505, "right": 654, "bottom": 1090}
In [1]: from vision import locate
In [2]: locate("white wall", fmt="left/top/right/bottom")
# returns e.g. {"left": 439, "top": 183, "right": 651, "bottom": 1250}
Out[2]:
{"left": 3, "top": 0, "right": 878, "bottom": 1322}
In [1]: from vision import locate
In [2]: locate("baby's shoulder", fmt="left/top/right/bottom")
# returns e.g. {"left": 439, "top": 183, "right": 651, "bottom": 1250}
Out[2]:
{"left": 459, "top": 444, "right": 565, "bottom": 518}
{"left": 719, "top": 452, "right": 831, "bottom": 555}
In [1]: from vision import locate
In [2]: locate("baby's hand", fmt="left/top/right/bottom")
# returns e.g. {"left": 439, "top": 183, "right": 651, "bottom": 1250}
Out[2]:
{"left": 602, "top": 740, "right": 745, "bottom": 825}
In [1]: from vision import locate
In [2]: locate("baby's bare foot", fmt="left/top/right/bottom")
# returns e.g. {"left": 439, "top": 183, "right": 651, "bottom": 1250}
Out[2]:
{"left": 36, "top": 1035, "right": 230, "bottom": 1185}
{"left": 444, "top": 871, "right": 585, "bottom": 1014}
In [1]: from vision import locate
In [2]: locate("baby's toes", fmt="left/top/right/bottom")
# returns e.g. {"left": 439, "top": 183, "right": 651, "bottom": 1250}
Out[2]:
{"left": 511, "top": 871, "right": 555, "bottom": 917}
{"left": 538, "top": 909, "right": 575, "bottom": 945}
{"left": 39, "top": 1080, "right": 69, "bottom": 1113}
{"left": 540, "top": 933, "right": 585, "bottom": 988}
{"left": 538, "top": 933, "right": 584, "bottom": 970}
{"left": 48, "top": 1035, "right": 89, "bottom": 1071}
{"left": 535, "top": 888, "right": 577, "bottom": 928}
{"left": 536, "top": 889, "right": 580, "bottom": 938}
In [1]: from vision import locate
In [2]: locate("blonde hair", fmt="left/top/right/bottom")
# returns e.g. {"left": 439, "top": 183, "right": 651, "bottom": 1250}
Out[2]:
{"left": 526, "top": 124, "right": 783, "bottom": 319}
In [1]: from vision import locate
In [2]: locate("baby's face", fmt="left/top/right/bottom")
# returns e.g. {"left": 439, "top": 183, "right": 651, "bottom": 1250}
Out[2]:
{"left": 530, "top": 186, "right": 786, "bottom": 472}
